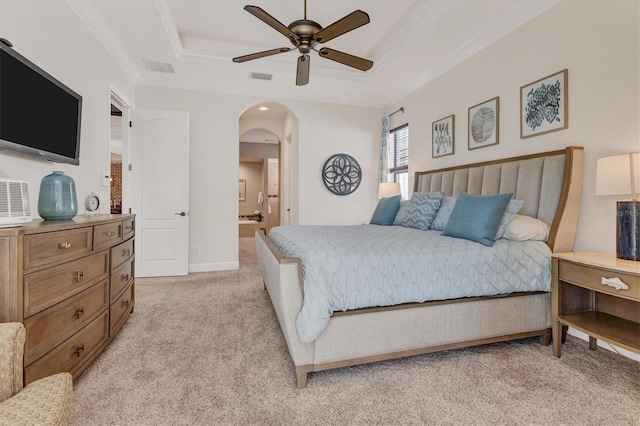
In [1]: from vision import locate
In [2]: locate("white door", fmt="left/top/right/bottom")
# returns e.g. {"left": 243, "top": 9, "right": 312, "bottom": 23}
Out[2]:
{"left": 131, "top": 109, "right": 189, "bottom": 277}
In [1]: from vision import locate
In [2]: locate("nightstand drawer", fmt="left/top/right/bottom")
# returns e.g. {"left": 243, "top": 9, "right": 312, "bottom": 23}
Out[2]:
{"left": 558, "top": 260, "right": 640, "bottom": 301}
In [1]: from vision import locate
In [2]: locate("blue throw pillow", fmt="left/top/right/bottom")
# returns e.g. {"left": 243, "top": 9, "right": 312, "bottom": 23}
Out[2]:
{"left": 370, "top": 195, "right": 401, "bottom": 226}
{"left": 442, "top": 192, "right": 513, "bottom": 246}
{"left": 401, "top": 190, "right": 445, "bottom": 230}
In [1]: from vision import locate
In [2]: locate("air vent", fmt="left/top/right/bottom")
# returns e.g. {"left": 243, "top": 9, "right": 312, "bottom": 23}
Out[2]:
{"left": 250, "top": 72, "right": 273, "bottom": 81}
{"left": 142, "top": 59, "right": 175, "bottom": 73}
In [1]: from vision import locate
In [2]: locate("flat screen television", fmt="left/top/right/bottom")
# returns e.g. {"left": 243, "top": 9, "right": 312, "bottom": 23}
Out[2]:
{"left": 0, "top": 41, "right": 82, "bottom": 165}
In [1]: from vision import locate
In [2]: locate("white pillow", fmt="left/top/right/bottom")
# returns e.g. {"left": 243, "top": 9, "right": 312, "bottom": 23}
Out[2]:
{"left": 503, "top": 215, "right": 550, "bottom": 242}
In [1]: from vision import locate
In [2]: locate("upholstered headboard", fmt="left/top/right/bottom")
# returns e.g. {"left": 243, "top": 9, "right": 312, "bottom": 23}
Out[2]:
{"left": 414, "top": 146, "right": 584, "bottom": 253}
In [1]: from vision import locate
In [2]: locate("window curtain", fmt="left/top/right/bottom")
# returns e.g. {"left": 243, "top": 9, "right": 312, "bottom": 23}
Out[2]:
{"left": 379, "top": 115, "right": 390, "bottom": 183}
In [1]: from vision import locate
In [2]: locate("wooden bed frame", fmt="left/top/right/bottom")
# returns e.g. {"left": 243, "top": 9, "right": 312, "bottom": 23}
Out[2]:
{"left": 256, "top": 146, "right": 584, "bottom": 388}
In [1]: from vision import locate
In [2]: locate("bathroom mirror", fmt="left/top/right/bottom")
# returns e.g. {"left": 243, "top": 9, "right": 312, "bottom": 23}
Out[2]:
{"left": 238, "top": 179, "right": 246, "bottom": 201}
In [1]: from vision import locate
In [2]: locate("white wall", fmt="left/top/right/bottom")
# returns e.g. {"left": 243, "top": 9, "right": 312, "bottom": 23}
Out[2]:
{"left": 135, "top": 86, "right": 381, "bottom": 271}
{"left": 385, "top": 0, "right": 639, "bottom": 255}
{"left": 0, "top": 1, "right": 134, "bottom": 211}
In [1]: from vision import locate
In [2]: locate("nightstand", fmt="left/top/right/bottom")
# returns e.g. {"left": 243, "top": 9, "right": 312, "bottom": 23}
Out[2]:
{"left": 552, "top": 252, "right": 640, "bottom": 357}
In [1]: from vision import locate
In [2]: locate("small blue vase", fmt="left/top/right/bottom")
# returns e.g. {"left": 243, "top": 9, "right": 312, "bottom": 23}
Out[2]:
{"left": 38, "top": 171, "right": 78, "bottom": 220}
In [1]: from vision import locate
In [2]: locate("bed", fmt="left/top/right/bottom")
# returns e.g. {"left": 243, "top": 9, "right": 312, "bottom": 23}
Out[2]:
{"left": 256, "top": 146, "right": 584, "bottom": 388}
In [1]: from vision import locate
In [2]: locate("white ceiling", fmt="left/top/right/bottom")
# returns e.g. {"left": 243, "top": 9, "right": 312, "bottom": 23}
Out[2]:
{"left": 74, "top": 0, "right": 558, "bottom": 107}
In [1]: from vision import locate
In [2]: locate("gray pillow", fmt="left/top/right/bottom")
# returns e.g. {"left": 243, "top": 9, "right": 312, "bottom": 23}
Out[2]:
{"left": 430, "top": 196, "right": 456, "bottom": 231}
{"left": 392, "top": 200, "right": 410, "bottom": 225}
{"left": 495, "top": 199, "right": 524, "bottom": 239}
{"left": 401, "top": 190, "right": 445, "bottom": 230}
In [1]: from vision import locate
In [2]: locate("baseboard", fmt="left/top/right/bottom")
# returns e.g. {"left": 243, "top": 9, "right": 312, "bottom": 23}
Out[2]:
{"left": 568, "top": 328, "right": 639, "bottom": 361}
{"left": 189, "top": 262, "right": 239, "bottom": 273}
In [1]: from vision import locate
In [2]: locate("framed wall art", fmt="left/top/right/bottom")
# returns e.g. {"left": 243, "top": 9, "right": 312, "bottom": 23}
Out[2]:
{"left": 238, "top": 179, "right": 246, "bottom": 201}
{"left": 468, "top": 97, "right": 499, "bottom": 150}
{"left": 432, "top": 114, "right": 454, "bottom": 158}
{"left": 520, "top": 69, "right": 568, "bottom": 138}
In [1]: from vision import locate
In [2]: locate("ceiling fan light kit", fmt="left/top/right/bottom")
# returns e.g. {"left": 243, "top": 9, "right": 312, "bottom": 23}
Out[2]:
{"left": 232, "top": 1, "right": 373, "bottom": 86}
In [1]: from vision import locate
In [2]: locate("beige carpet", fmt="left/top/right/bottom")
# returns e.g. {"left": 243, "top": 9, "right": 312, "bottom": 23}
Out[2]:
{"left": 71, "top": 238, "right": 640, "bottom": 425}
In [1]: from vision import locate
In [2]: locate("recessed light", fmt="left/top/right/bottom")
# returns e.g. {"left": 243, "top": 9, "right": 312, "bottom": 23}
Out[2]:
{"left": 259, "top": 106, "right": 268, "bottom": 111}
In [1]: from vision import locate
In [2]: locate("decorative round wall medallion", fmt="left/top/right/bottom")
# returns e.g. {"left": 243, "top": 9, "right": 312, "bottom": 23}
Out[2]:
{"left": 321, "top": 153, "right": 362, "bottom": 196}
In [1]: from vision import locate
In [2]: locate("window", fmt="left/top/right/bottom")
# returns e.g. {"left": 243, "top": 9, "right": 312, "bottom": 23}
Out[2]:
{"left": 389, "top": 124, "right": 409, "bottom": 199}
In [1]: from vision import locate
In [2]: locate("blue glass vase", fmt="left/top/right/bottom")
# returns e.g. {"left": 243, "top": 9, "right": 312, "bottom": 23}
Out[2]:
{"left": 38, "top": 171, "right": 78, "bottom": 220}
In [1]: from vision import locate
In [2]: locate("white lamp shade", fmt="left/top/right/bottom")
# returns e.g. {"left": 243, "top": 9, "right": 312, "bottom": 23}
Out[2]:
{"left": 378, "top": 182, "right": 401, "bottom": 199}
{"left": 595, "top": 153, "right": 640, "bottom": 197}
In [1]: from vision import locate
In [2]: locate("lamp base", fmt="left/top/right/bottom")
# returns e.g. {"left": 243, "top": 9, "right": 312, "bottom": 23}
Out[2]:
{"left": 617, "top": 201, "right": 640, "bottom": 261}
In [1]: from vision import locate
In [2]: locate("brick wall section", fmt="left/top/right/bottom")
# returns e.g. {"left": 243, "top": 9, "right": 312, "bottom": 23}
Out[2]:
{"left": 110, "top": 163, "right": 122, "bottom": 213}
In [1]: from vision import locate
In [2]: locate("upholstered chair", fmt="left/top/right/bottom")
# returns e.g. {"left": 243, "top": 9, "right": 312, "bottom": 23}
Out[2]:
{"left": 0, "top": 322, "right": 73, "bottom": 426}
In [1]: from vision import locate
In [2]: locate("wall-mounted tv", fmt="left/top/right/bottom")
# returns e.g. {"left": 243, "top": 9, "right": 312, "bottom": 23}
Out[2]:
{"left": 0, "top": 41, "right": 82, "bottom": 165}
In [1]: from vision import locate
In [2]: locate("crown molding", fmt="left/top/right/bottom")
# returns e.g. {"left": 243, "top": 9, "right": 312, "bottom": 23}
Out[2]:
{"left": 155, "top": 0, "right": 184, "bottom": 59}
{"left": 67, "top": 0, "right": 141, "bottom": 82}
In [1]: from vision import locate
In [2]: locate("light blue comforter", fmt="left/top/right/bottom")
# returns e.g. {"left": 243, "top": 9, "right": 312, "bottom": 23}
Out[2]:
{"left": 267, "top": 225, "right": 552, "bottom": 342}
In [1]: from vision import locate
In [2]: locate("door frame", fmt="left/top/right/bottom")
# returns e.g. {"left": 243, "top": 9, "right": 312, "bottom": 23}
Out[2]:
{"left": 110, "top": 87, "right": 132, "bottom": 214}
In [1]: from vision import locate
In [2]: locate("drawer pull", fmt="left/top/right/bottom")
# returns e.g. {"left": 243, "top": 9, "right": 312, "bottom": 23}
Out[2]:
{"left": 601, "top": 277, "right": 629, "bottom": 290}
{"left": 59, "top": 241, "right": 72, "bottom": 249}
{"left": 121, "top": 273, "right": 130, "bottom": 282}
{"left": 74, "top": 271, "right": 85, "bottom": 282}
{"left": 121, "top": 299, "right": 130, "bottom": 308}
{"left": 75, "top": 307, "right": 85, "bottom": 318}
{"left": 107, "top": 231, "right": 116, "bottom": 237}
{"left": 125, "top": 225, "right": 132, "bottom": 231}
{"left": 122, "top": 248, "right": 131, "bottom": 257}
{"left": 75, "top": 344, "right": 85, "bottom": 357}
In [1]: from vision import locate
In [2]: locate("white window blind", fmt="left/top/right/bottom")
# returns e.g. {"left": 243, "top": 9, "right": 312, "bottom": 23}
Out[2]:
{"left": 389, "top": 124, "right": 409, "bottom": 173}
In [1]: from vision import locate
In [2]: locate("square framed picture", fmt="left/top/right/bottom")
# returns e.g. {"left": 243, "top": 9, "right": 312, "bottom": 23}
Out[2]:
{"left": 520, "top": 69, "right": 568, "bottom": 138}
{"left": 432, "top": 114, "right": 454, "bottom": 158}
{"left": 468, "top": 97, "right": 499, "bottom": 150}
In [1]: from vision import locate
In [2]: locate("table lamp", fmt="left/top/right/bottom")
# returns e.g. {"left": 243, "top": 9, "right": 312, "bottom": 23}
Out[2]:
{"left": 595, "top": 152, "right": 640, "bottom": 261}
{"left": 378, "top": 182, "right": 401, "bottom": 199}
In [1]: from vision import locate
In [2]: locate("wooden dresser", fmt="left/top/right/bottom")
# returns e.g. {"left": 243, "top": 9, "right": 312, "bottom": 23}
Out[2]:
{"left": 0, "top": 214, "right": 135, "bottom": 384}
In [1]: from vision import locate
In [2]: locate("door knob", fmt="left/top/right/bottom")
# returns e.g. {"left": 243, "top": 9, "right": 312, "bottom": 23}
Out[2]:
{"left": 175, "top": 212, "right": 187, "bottom": 216}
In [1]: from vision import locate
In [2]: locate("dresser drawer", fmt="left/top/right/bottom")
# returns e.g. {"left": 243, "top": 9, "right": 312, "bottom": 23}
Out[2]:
{"left": 93, "top": 221, "right": 123, "bottom": 251}
{"left": 123, "top": 217, "right": 135, "bottom": 241}
{"left": 558, "top": 260, "right": 640, "bottom": 301}
{"left": 23, "top": 279, "right": 109, "bottom": 365}
{"left": 24, "top": 250, "right": 109, "bottom": 317}
{"left": 24, "top": 310, "right": 109, "bottom": 385}
{"left": 111, "top": 237, "right": 134, "bottom": 273}
{"left": 111, "top": 259, "right": 133, "bottom": 303}
{"left": 110, "top": 283, "right": 133, "bottom": 336}
{"left": 24, "top": 227, "right": 92, "bottom": 270}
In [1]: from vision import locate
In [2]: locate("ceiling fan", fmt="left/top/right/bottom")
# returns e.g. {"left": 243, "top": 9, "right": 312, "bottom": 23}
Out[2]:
{"left": 232, "top": 0, "right": 373, "bottom": 86}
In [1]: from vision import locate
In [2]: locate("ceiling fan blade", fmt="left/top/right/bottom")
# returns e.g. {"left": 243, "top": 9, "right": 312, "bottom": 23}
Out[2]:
{"left": 318, "top": 47, "right": 373, "bottom": 71}
{"left": 244, "top": 5, "right": 299, "bottom": 44}
{"left": 296, "top": 55, "right": 310, "bottom": 86}
{"left": 313, "top": 10, "right": 370, "bottom": 43}
{"left": 232, "top": 47, "right": 292, "bottom": 63}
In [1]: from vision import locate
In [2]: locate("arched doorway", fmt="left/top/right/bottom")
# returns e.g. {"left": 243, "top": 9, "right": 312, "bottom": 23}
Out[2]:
{"left": 238, "top": 102, "right": 299, "bottom": 230}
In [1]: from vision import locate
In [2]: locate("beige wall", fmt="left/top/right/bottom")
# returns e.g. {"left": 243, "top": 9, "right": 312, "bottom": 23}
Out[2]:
{"left": 135, "top": 86, "right": 381, "bottom": 271}
{"left": 0, "top": 1, "right": 134, "bottom": 214}
{"left": 384, "top": 0, "right": 639, "bottom": 255}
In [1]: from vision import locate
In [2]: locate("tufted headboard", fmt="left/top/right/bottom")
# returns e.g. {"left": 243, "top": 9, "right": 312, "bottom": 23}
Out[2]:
{"left": 414, "top": 146, "right": 584, "bottom": 253}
